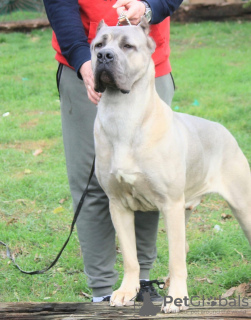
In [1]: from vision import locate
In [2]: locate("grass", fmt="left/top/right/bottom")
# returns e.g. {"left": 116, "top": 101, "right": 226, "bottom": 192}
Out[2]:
{"left": 0, "top": 17, "right": 251, "bottom": 303}
{"left": 0, "top": 10, "right": 47, "bottom": 22}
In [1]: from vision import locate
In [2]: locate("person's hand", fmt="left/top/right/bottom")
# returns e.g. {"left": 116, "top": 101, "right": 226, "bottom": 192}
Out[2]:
{"left": 113, "top": 0, "right": 146, "bottom": 25}
{"left": 79, "top": 61, "right": 101, "bottom": 105}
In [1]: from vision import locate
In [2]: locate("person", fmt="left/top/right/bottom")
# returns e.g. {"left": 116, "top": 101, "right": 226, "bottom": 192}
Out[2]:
{"left": 43, "top": 0, "right": 183, "bottom": 303}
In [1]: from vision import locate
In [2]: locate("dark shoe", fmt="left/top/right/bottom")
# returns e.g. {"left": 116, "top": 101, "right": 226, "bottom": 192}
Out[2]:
{"left": 102, "top": 296, "right": 111, "bottom": 302}
{"left": 136, "top": 280, "right": 164, "bottom": 302}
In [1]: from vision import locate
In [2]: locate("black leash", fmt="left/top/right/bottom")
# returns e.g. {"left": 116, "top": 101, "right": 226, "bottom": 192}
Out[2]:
{"left": 0, "top": 159, "right": 95, "bottom": 275}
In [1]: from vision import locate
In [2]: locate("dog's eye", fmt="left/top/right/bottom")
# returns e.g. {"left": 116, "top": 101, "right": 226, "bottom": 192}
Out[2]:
{"left": 95, "top": 43, "right": 103, "bottom": 48}
{"left": 124, "top": 44, "right": 134, "bottom": 49}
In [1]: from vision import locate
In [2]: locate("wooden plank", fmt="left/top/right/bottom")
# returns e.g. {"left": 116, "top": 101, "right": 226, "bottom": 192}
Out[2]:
{"left": 188, "top": 0, "right": 243, "bottom": 5}
{"left": 0, "top": 300, "right": 250, "bottom": 320}
{"left": 0, "top": 19, "right": 50, "bottom": 32}
{"left": 172, "top": 2, "right": 251, "bottom": 22}
{"left": 189, "top": 0, "right": 225, "bottom": 5}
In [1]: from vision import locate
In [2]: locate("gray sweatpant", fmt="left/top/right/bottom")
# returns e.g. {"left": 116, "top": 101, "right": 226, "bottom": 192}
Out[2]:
{"left": 58, "top": 64, "right": 175, "bottom": 297}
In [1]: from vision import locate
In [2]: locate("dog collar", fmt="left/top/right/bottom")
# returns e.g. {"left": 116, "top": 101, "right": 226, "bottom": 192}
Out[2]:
{"left": 117, "top": 12, "right": 132, "bottom": 26}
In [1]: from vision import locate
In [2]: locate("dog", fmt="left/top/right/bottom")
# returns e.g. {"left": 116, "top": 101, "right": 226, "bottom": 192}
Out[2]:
{"left": 91, "top": 18, "right": 251, "bottom": 313}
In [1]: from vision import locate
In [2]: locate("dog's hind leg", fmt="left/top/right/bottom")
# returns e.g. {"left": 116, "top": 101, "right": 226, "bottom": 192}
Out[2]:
{"left": 219, "top": 150, "right": 251, "bottom": 246}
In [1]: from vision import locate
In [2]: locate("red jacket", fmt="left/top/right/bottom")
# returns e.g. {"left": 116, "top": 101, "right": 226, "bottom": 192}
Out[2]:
{"left": 52, "top": 0, "right": 171, "bottom": 77}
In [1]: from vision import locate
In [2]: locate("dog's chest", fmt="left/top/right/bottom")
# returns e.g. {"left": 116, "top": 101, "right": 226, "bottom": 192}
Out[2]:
{"left": 109, "top": 169, "right": 161, "bottom": 212}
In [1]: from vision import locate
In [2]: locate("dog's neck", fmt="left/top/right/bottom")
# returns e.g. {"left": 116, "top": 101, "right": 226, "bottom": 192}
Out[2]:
{"left": 98, "top": 61, "right": 155, "bottom": 117}
{"left": 96, "top": 60, "right": 172, "bottom": 148}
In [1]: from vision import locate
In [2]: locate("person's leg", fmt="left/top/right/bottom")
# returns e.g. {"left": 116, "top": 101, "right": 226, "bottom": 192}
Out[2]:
{"left": 155, "top": 72, "right": 175, "bottom": 106}
{"left": 58, "top": 64, "right": 118, "bottom": 298}
{"left": 135, "top": 73, "right": 175, "bottom": 280}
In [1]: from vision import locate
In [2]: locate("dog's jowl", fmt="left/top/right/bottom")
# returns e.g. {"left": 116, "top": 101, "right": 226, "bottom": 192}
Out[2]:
{"left": 91, "top": 18, "right": 251, "bottom": 313}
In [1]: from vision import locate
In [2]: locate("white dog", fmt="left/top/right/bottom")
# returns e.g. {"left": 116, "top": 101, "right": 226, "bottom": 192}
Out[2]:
{"left": 91, "top": 19, "right": 251, "bottom": 313}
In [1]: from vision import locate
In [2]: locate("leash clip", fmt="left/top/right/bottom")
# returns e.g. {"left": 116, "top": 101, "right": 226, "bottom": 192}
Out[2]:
{"left": 117, "top": 12, "right": 131, "bottom": 26}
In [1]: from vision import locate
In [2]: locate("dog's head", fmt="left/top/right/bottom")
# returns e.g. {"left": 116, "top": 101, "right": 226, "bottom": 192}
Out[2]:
{"left": 91, "top": 17, "right": 156, "bottom": 94}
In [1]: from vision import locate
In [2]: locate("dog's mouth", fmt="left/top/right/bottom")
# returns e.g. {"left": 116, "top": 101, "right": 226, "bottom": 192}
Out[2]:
{"left": 94, "top": 66, "right": 130, "bottom": 94}
{"left": 94, "top": 67, "right": 116, "bottom": 93}
{"left": 100, "top": 70, "right": 115, "bottom": 85}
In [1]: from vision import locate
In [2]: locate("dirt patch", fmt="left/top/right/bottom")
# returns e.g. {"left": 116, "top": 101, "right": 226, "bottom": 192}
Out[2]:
{"left": 0, "top": 139, "right": 58, "bottom": 153}
{"left": 20, "top": 118, "right": 40, "bottom": 129}
{"left": 30, "top": 36, "right": 40, "bottom": 43}
{"left": 200, "top": 198, "right": 229, "bottom": 210}
{"left": 25, "top": 111, "right": 60, "bottom": 116}
{"left": 0, "top": 199, "right": 38, "bottom": 221}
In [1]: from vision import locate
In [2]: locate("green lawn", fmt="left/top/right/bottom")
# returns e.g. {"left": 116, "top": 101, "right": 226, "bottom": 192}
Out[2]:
{"left": 0, "top": 20, "right": 250, "bottom": 302}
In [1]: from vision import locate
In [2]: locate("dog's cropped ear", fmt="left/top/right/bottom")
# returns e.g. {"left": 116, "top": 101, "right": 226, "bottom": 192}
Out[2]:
{"left": 147, "top": 36, "right": 156, "bottom": 54}
{"left": 97, "top": 19, "right": 108, "bottom": 33}
{"left": 139, "top": 17, "right": 156, "bottom": 54}
{"left": 138, "top": 16, "right": 150, "bottom": 35}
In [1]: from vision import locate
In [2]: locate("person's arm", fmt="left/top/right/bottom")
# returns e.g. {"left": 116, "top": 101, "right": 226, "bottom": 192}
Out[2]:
{"left": 113, "top": 0, "right": 183, "bottom": 25}
{"left": 43, "top": 0, "right": 100, "bottom": 104}
{"left": 43, "top": 0, "right": 90, "bottom": 76}
{"left": 145, "top": 0, "right": 183, "bottom": 24}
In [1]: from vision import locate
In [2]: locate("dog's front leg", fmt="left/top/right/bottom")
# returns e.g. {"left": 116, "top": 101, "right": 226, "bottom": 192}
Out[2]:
{"left": 109, "top": 201, "right": 140, "bottom": 306}
{"left": 161, "top": 198, "right": 189, "bottom": 313}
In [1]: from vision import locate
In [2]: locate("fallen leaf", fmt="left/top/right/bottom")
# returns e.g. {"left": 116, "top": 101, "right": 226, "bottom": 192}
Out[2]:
{"left": 24, "top": 169, "right": 32, "bottom": 174}
{"left": 234, "top": 249, "right": 245, "bottom": 260}
{"left": 198, "top": 224, "right": 211, "bottom": 232}
{"left": 33, "top": 149, "right": 43, "bottom": 156}
{"left": 195, "top": 277, "right": 213, "bottom": 284}
{"left": 14, "top": 291, "right": 19, "bottom": 302}
{"left": 30, "top": 36, "right": 40, "bottom": 43}
{"left": 34, "top": 253, "right": 42, "bottom": 262}
{"left": 212, "top": 266, "right": 222, "bottom": 273}
{"left": 53, "top": 206, "right": 64, "bottom": 214}
{"left": 80, "top": 291, "right": 92, "bottom": 299}
{"left": 222, "top": 286, "right": 236, "bottom": 298}
{"left": 0, "top": 250, "right": 7, "bottom": 259}
{"left": 163, "top": 276, "right": 170, "bottom": 289}
{"left": 16, "top": 199, "right": 27, "bottom": 204}
{"left": 59, "top": 198, "right": 66, "bottom": 204}
{"left": 236, "top": 282, "right": 251, "bottom": 297}
{"left": 7, "top": 218, "right": 18, "bottom": 225}
{"left": 221, "top": 213, "right": 232, "bottom": 220}
{"left": 116, "top": 245, "right": 121, "bottom": 254}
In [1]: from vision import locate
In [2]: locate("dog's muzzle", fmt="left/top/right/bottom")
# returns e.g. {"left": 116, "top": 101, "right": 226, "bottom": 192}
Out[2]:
{"left": 94, "top": 49, "right": 116, "bottom": 93}
{"left": 94, "top": 49, "right": 130, "bottom": 94}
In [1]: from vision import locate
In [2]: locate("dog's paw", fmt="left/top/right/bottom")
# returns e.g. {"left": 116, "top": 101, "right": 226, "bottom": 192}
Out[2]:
{"left": 161, "top": 288, "right": 189, "bottom": 313}
{"left": 161, "top": 299, "right": 189, "bottom": 313}
{"left": 161, "top": 279, "right": 189, "bottom": 313}
{"left": 110, "top": 288, "right": 137, "bottom": 307}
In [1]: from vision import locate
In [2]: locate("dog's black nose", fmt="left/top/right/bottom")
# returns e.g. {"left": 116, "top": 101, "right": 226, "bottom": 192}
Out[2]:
{"left": 97, "top": 50, "right": 114, "bottom": 64}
